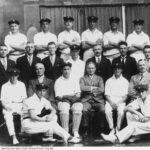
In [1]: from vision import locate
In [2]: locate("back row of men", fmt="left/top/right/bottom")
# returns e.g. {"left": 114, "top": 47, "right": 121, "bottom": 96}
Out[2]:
{"left": 3, "top": 15, "right": 149, "bottom": 64}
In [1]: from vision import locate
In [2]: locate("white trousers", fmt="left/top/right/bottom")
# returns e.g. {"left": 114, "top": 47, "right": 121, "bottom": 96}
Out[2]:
{"left": 22, "top": 114, "right": 70, "bottom": 140}
{"left": 105, "top": 102, "right": 126, "bottom": 130}
{"left": 117, "top": 112, "right": 150, "bottom": 143}
{"left": 3, "top": 103, "right": 22, "bottom": 136}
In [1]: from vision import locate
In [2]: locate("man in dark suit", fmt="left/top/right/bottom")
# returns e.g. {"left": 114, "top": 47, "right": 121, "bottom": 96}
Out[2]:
{"left": 16, "top": 42, "right": 41, "bottom": 88}
{"left": 0, "top": 43, "right": 15, "bottom": 91}
{"left": 80, "top": 60, "right": 105, "bottom": 138}
{"left": 28, "top": 62, "right": 56, "bottom": 109}
{"left": 112, "top": 41, "right": 138, "bottom": 81}
{"left": 42, "top": 42, "right": 64, "bottom": 81}
{"left": 87, "top": 44, "right": 112, "bottom": 83}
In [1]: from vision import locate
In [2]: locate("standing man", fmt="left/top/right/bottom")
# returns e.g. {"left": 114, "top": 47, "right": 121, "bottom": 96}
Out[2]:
{"left": 4, "top": 19, "right": 27, "bottom": 62}
{"left": 58, "top": 16, "right": 81, "bottom": 61}
{"left": 87, "top": 44, "right": 112, "bottom": 83}
{"left": 127, "top": 19, "right": 149, "bottom": 62}
{"left": 81, "top": 16, "right": 103, "bottom": 61}
{"left": 28, "top": 62, "right": 56, "bottom": 110}
{"left": 103, "top": 16, "right": 125, "bottom": 62}
{"left": 34, "top": 18, "right": 57, "bottom": 60}
{"left": 54, "top": 62, "right": 83, "bottom": 138}
{"left": 42, "top": 42, "right": 64, "bottom": 81}
{"left": 128, "top": 59, "right": 150, "bottom": 101}
{"left": 143, "top": 45, "right": 150, "bottom": 72}
{"left": 67, "top": 44, "right": 85, "bottom": 86}
{"left": 80, "top": 61, "right": 105, "bottom": 138}
{"left": 0, "top": 68, "right": 27, "bottom": 145}
{"left": 16, "top": 42, "right": 41, "bottom": 88}
{"left": 112, "top": 41, "right": 138, "bottom": 81}
{"left": 104, "top": 63, "right": 129, "bottom": 134}
{"left": 0, "top": 43, "right": 15, "bottom": 91}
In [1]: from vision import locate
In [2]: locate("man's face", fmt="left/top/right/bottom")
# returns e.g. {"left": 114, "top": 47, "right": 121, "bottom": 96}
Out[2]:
{"left": 48, "top": 44, "right": 56, "bottom": 55}
{"left": 10, "top": 74, "right": 19, "bottom": 83}
{"left": 144, "top": 48, "right": 150, "bottom": 59}
{"left": 114, "top": 68, "right": 122, "bottom": 77}
{"left": 62, "top": 66, "right": 71, "bottom": 78}
{"left": 41, "top": 22, "right": 50, "bottom": 32}
{"left": 93, "top": 45, "right": 102, "bottom": 57}
{"left": 134, "top": 24, "right": 143, "bottom": 33}
{"left": 86, "top": 63, "right": 96, "bottom": 75}
{"left": 37, "top": 89, "right": 47, "bottom": 99}
{"left": 139, "top": 90, "right": 147, "bottom": 100}
{"left": 120, "top": 44, "right": 128, "bottom": 56}
{"left": 35, "top": 63, "right": 45, "bottom": 77}
{"left": 65, "top": 21, "right": 73, "bottom": 30}
{"left": 9, "top": 23, "right": 19, "bottom": 33}
{"left": 138, "top": 60, "right": 147, "bottom": 73}
{"left": 26, "top": 43, "right": 35, "bottom": 55}
{"left": 0, "top": 46, "right": 8, "bottom": 58}
{"left": 110, "top": 22, "right": 118, "bottom": 30}
{"left": 88, "top": 21, "right": 97, "bottom": 30}
{"left": 71, "top": 50, "right": 79, "bottom": 60}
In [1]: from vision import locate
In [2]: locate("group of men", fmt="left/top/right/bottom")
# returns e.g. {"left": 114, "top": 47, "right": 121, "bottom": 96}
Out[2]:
{"left": 1, "top": 15, "right": 150, "bottom": 146}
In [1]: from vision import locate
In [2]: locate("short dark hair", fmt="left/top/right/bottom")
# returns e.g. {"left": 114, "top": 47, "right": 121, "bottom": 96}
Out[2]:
{"left": 118, "top": 41, "right": 127, "bottom": 47}
{"left": 143, "top": 45, "right": 150, "bottom": 51}
{"left": 47, "top": 42, "right": 56, "bottom": 47}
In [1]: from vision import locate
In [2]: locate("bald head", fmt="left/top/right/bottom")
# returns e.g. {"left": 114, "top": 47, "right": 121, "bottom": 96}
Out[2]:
{"left": 35, "top": 63, "right": 45, "bottom": 77}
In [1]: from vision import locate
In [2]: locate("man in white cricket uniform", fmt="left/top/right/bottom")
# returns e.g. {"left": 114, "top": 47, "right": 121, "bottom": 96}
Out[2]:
{"left": 103, "top": 17, "right": 125, "bottom": 62}
{"left": 105, "top": 63, "right": 129, "bottom": 134}
{"left": 54, "top": 62, "right": 83, "bottom": 138}
{"left": 34, "top": 18, "right": 57, "bottom": 60}
{"left": 101, "top": 84, "right": 150, "bottom": 144}
{"left": 22, "top": 83, "right": 80, "bottom": 144}
{"left": 0, "top": 68, "right": 27, "bottom": 145}
{"left": 67, "top": 45, "right": 85, "bottom": 87}
{"left": 81, "top": 16, "right": 103, "bottom": 61}
{"left": 127, "top": 19, "right": 149, "bottom": 62}
{"left": 58, "top": 16, "right": 81, "bottom": 62}
{"left": 4, "top": 19, "right": 27, "bottom": 62}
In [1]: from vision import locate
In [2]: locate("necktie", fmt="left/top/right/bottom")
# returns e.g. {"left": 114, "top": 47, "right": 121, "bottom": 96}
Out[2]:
{"left": 121, "top": 57, "right": 125, "bottom": 65}
{"left": 140, "top": 74, "right": 143, "bottom": 81}
{"left": 98, "top": 57, "right": 101, "bottom": 65}
{"left": 3, "top": 59, "right": 7, "bottom": 70}
{"left": 51, "top": 56, "right": 54, "bottom": 66}
{"left": 28, "top": 57, "right": 32, "bottom": 66}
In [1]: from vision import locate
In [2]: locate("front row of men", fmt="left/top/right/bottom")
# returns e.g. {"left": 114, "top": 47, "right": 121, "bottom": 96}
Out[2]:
{"left": 1, "top": 42, "right": 150, "bottom": 145}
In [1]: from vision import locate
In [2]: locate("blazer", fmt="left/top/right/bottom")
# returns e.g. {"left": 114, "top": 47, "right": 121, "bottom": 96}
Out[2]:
{"left": 16, "top": 55, "right": 41, "bottom": 88}
{"left": 80, "top": 74, "right": 104, "bottom": 103}
{"left": 112, "top": 56, "right": 138, "bottom": 81}
{"left": 42, "top": 56, "right": 64, "bottom": 81}
{"left": 27, "top": 77, "right": 55, "bottom": 102}
{"left": 0, "top": 58, "right": 15, "bottom": 90}
{"left": 128, "top": 72, "right": 150, "bottom": 99}
{"left": 87, "top": 56, "right": 112, "bottom": 83}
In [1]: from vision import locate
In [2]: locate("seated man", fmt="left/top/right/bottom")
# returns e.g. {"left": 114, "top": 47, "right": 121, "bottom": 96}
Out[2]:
{"left": 54, "top": 62, "right": 83, "bottom": 138}
{"left": 105, "top": 63, "right": 129, "bottom": 134}
{"left": 101, "top": 84, "right": 150, "bottom": 144}
{"left": 128, "top": 59, "right": 150, "bottom": 101}
{"left": 0, "top": 68, "right": 27, "bottom": 145}
{"left": 80, "top": 61, "right": 105, "bottom": 138}
{"left": 22, "top": 83, "right": 80, "bottom": 144}
{"left": 27, "top": 62, "right": 56, "bottom": 110}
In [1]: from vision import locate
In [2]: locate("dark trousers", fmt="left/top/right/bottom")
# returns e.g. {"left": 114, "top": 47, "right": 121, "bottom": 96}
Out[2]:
{"left": 82, "top": 101, "right": 105, "bottom": 133}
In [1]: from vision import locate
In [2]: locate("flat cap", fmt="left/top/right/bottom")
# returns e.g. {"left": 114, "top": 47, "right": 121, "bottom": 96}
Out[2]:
{"left": 135, "top": 84, "right": 149, "bottom": 92}
{"left": 36, "top": 83, "right": 49, "bottom": 90}
{"left": 70, "top": 44, "right": 80, "bottom": 51}
{"left": 61, "top": 62, "right": 72, "bottom": 69}
{"left": 40, "top": 18, "right": 51, "bottom": 24}
{"left": 63, "top": 16, "right": 74, "bottom": 22}
{"left": 133, "top": 19, "right": 144, "bottom": 25}
{"left": 8, "top": 19, "right": 20, "bottom": 25}
{"left": 109, "top": 16, "right": 120, "bottom": 23}
{"left": 112, "top": 63, "right": 123, "bottom": 70}
{"left": 8, "top": 68, "right": 20, "bottom": 75}
{"left": 87, "top": 16, "right": 98, "bottom": 22}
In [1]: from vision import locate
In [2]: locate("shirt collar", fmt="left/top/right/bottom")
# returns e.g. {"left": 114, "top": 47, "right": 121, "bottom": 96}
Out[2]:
{"left": 38, "top": 75, "right": 45, "bottom": 83}
{"left": 110, "top": 30, "right": 119, "bottom": 34}
{"left": 133, "top": 31, "right": 144, "bottom": 35}
{"left": 112, "top": 74, "right": 123, "bottom": 80}
{"left": 87, "top": 28, "right": 98, "bottom": 33}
